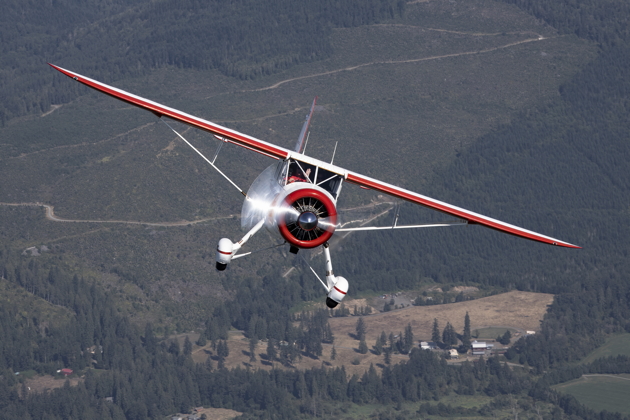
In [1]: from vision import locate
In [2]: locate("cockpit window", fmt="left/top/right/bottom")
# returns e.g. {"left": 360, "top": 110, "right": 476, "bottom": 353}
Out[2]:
{"left": 275, "top": 159, "right": 343, "bottom": 199}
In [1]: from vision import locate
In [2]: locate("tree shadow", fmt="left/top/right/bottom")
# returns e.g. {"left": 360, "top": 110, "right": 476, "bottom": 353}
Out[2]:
{"left": 300, "top": 350, "right": 320, "bottom": 360}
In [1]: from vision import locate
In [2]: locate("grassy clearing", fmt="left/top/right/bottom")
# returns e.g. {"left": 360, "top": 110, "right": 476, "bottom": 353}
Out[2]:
{"left": 202, "top": 291, "right": 551, "bottom": 378}
{"left": 580, "top": 333, "right": 630, "bottom": 364}
{"left": 473, "top": 327, "right": 517, "bottom": 339}
{"left": 0, "top": 277, "right": 73, "bottom": 327}
{"left": 553, "top": 375, "right": 630, "bottom": 415}
{"left": 334, "top": 393, "right": 517, "bottom": 420}
{"left": 328, "top": 291, "right": 551, "bottom": 347}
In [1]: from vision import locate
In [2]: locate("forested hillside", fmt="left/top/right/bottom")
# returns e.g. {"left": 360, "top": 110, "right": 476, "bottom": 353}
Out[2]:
{"left": 0, "top": 0, "right": 403, "bottom": 125}
{"left": 2, "top": 0, "right": 630, "bottom": 418}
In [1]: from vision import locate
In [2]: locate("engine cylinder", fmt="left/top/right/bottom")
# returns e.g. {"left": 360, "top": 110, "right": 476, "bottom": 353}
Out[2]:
{"left": 275, "top": 186, "right": 337, "bottom": 249}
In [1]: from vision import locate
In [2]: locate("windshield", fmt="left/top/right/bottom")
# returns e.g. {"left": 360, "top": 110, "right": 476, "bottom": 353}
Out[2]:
{"left": 277, "top": 159, "right": 343, "bottom": 199}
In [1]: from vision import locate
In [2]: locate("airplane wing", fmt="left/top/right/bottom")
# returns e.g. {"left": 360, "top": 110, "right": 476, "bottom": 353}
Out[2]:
{"left": 344, "top": 171, "right": 580, "bottom": 248}
{"left": 48, "top": 64, "right": 292, "bottom": 161}
{"left": 49, "top": 64, "right": 579, "bottom": 249}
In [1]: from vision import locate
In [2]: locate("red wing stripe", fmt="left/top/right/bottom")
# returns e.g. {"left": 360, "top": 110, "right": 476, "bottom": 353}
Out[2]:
{"left": 48, "top": 64, "right": 290, "bottom": 161}
{"left": 217, "top": 249, "right": 232, "bottom": 255}
{"left": 346, "top": 172, "right": 580, "bottom": 249}
{"left": 334, "top": 286, "right": 347, "bottom": 295}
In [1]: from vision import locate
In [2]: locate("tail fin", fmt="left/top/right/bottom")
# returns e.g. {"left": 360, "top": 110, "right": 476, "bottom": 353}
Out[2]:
{"left": 293, "top": 97, "right": 317, "bottom": 154}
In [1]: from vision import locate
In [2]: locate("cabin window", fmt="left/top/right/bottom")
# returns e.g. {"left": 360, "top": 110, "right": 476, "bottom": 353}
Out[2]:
{"left": 276, "top": 159, "right": 343, "bottom": 199}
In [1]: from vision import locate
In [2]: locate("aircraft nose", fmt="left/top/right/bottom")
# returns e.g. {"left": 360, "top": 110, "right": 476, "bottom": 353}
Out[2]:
{"left": 298, "top": 212, "right": 318, "bottom": 231}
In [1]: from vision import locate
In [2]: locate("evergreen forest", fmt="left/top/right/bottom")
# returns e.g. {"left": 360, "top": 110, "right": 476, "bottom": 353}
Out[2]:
{"left": 1, "top": 0, "right": 630, "bottom": 418}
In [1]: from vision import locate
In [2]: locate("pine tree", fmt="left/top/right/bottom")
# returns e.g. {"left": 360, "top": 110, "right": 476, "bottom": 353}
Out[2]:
{"left": 358, "top": 339, "right": 368, "bottom": 354}
{"left": 196, "top": 331, "right": 207, "bottom": 347}
{"left": 249, "top": 336, "right": 257, "bottom": 362}
{"left": 461, "top": 312, "right": 471, "bottom": 349}
{"left": 143, "top": 323, "right": 157, "bottom": 354}
{"left": 403, "top": 323, "right": 414, "bottom": 354}
{"left": 247, "top": 316, "right": 258, "bottom": 339}
{"left": 255, "top": 317, "right": 267, "bottom": 340}
{"left": 396, "top": 331, "right": 404, "bottom": 353}
{"left": 183, "top": 336, "right": 193, "bottom": 356}
{"left": 432, "top": 318, "right": 441, "bottom": 345}
{"left": 384, "top": 347, "right": 392, "bottom": 365}
{"left": 331, "top": 345, "right": 337, "bottom": 361}
{"left": 217, "top": 340, "right": 229, "bottom": 359}
{"left": 373, "top": 335, "right": 383, "bottom": 355}
{"left": 355, "top": 317, "right": 366, "bottom": 341}
{"left": 168, "top": 340, "right": 180, "bottom": 356}
{"left": 442, "top": 322, "right": 457, "bottom": 348}
{"left": 323, "top": 323, "right": 334, "bottom": 344}
{"left": 498, "top": 330, "right": 512, "bottom": 345}
{"left": 266, "top": 339, "right": 277, "bottom": 362}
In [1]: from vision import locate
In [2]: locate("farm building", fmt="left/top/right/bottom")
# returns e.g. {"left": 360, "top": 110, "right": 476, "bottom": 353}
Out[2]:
{"left": 420, "top": 341, "right": 437, "bottom": 350}
{"left": 449, "top": 349, "right": 459, "bottom": 359}
{"left": 472, "top": 341, "right": 487, "bottom": 355}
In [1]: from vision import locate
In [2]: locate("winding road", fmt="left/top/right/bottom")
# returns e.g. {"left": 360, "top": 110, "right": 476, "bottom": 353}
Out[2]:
{"left": 0, "top": 202, "right": 234, "bottom": 227}
{"left": 249, "top": 33, "right": 549, "bottom": 92}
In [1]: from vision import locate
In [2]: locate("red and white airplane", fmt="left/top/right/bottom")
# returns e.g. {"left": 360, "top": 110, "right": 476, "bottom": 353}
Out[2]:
{"left": 49, "top": 64, "right": 580, "bottom": 308}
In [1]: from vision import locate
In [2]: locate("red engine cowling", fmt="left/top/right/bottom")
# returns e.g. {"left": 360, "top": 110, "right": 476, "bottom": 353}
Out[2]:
{"left": 273, "top": 186, "right": 337, "bottom": 249}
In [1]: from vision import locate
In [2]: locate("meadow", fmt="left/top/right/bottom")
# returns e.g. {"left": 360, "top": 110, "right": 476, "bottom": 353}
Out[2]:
{"left": 580, "top": 334, "right": 630, "bottom": 365}
{"left": 554, "top": 375, "right": 630, "bottom": 415}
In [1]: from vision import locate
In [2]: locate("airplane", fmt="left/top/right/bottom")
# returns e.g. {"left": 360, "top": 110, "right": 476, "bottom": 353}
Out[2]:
{"left": 48, "top": 63, "right": 580, "bottom": 309}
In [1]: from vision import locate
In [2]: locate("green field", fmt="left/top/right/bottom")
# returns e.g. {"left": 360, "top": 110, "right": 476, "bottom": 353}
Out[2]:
{"left": 472, "top": 327, "right": 516, "bottom": 339}
{"left": 554, "top": 375, "right": 630, "bottom": 415}
{"left": 327, "top": 393, "right": 496, "bottom": 419}
{"left": 580, "top": 334, "right": 630, "bottom": 364}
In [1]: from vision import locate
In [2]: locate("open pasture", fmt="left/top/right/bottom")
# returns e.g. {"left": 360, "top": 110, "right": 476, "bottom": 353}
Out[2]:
{"left": 473, "top": 327, "right": 517, "bottom": 339}
{"left": 328, "top": 290, "right": 553, "bottom": 350}
{"left": 580, "top": 334, "right": 630, "bottom": 365}
{"left": 554, "top": 375, "right": 630, "bottom": 415}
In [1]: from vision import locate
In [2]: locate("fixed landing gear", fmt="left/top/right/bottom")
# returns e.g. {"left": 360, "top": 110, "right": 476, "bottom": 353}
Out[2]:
{"left": 215, "top": 228, "right": 349, "bottom": 309}
{"left": 322, "top": 243, "right": 349, "bottom": 308}
{"left": 215, "top": 219, "right": 265, "bottom": 271}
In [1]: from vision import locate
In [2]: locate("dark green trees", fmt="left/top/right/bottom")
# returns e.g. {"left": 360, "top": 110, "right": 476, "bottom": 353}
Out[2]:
{"left": 442, "top": 322, "right": 457, "bottom": 349}
{"left": 460, "top": 312, "right": 472, "bottom": 353}
{"left": 432, "top": 319, "right": 441, "bottom": 345}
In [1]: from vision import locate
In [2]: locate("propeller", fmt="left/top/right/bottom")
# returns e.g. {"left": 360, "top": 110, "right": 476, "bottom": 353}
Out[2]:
{"left": 283, "top": 195, "right": 335, "bottom": 242}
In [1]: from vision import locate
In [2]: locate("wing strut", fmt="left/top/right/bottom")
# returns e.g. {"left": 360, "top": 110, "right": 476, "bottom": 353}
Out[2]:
{"left": 299, "top": 254, "right": 330, "bottom": 293}
{"left": 160, "top": 119, "right": 247, "bottom": 197}
{"left": 337, "top": 221, "right": 467, "bottom": 232}
{"left": 294, "top": 97, "right": 317, "bottom": 154}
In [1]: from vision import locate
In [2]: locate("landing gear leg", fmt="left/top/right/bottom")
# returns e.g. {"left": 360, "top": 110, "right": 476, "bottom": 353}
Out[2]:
{"left": 322, "top": 243, "right": 349, "bottom": 308}
{"left": 216, "top": 219, "right": 265, "bottom": 270}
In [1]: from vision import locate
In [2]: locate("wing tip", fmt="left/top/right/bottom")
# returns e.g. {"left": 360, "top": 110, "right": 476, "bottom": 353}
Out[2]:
{"left": 48, "top": 63, "right": 76, "bottom": 79}
{"left": 553, "top": 240, "right": 581, "bottom": 249}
